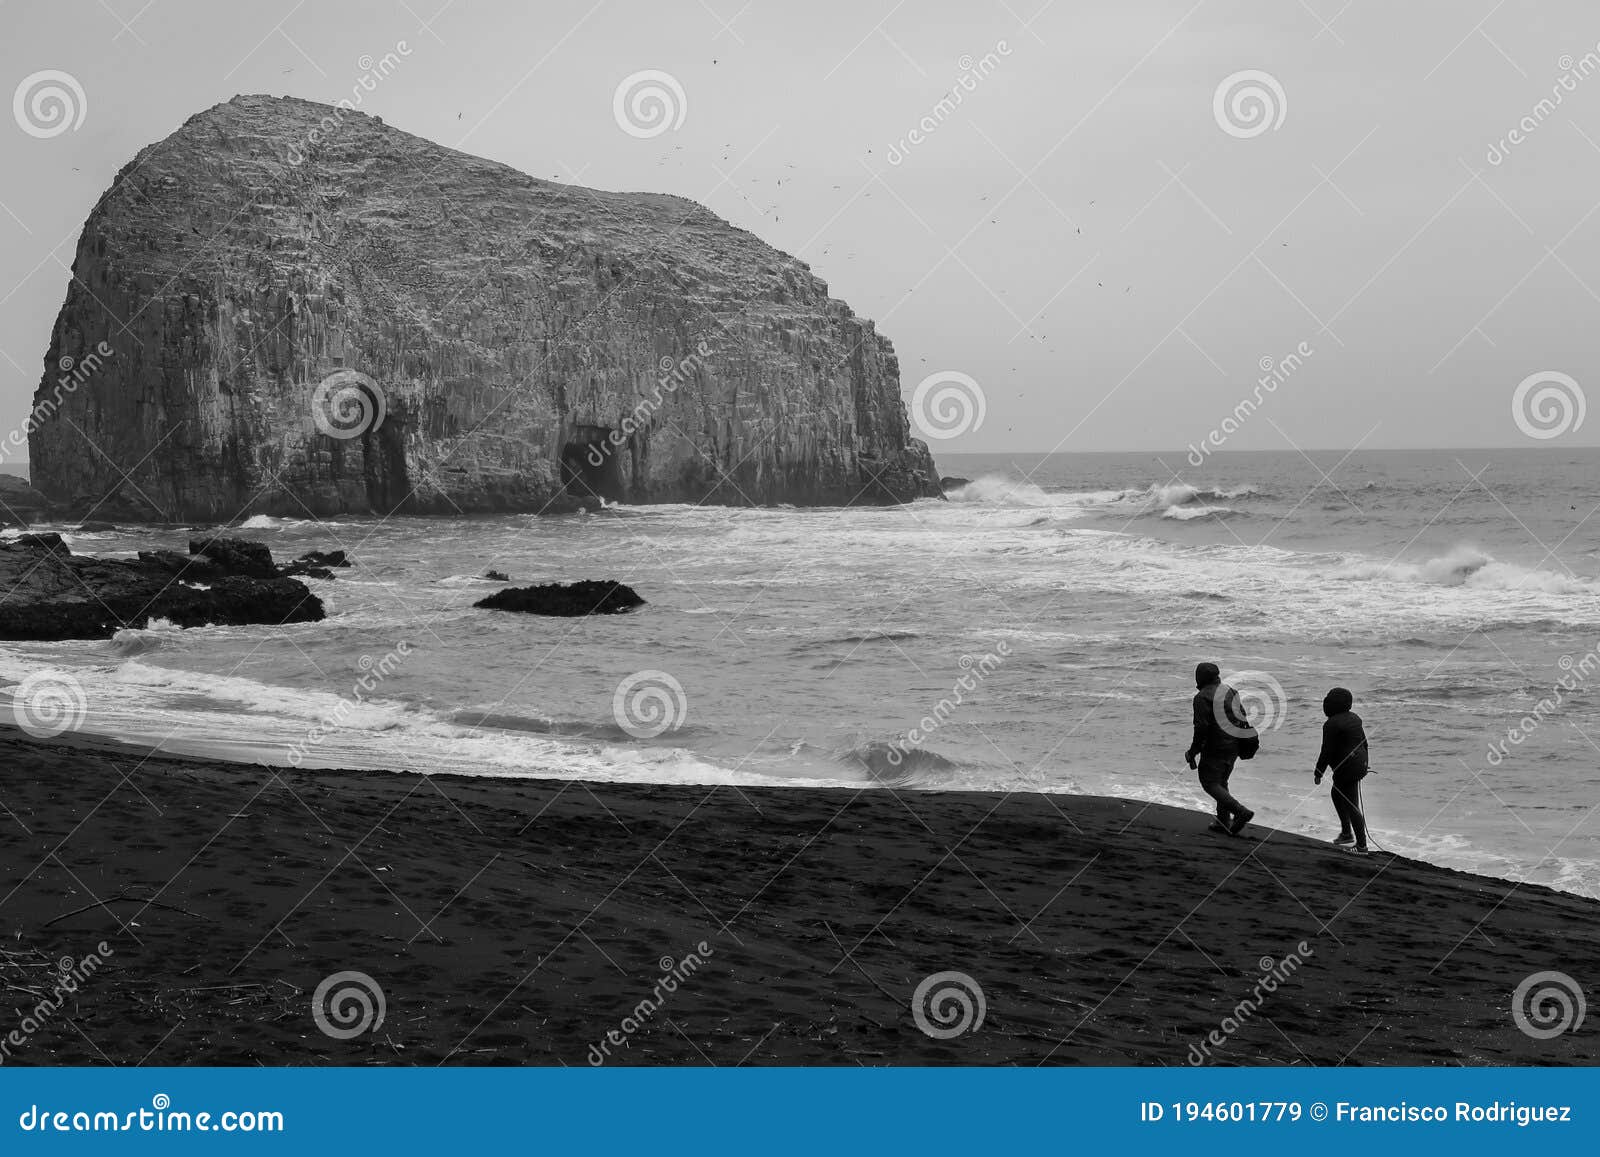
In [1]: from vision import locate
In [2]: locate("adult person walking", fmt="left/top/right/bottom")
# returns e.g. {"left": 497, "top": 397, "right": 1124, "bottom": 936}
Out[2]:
{"left": 1185, "top": 662, "right": 1256, "bottom": 835}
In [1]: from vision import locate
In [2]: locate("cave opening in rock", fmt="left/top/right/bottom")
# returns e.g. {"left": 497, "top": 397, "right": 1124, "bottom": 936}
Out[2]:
{"left": 559, "top": 427, "right": 627, "bottom": 504}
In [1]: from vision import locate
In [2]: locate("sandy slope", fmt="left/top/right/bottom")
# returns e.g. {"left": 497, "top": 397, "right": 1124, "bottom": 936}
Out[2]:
{"left": 0, "top": 727, "right": 1595, "bottom": 1065}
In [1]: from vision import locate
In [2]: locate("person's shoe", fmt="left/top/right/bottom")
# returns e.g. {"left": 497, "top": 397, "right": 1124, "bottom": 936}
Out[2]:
{"left": 1333, "top": 832, "right": 1354, "bottom": 845}
{"left": 1343, "top": 844, "right": 1370, "bottom": 856}
{"left": 1228, "top": 808, "right": 1255, "bottom": 835}
{"left": 1207, "top": 822, "right": 1230, "bottom": 834}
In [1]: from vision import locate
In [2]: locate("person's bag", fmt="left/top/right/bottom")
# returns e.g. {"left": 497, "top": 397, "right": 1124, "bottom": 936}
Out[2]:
{"left": 1236, "top": 727, "right": 1261, "bottom": 760}
{"left": 1223, "top": 690, "right": 1261, "bottom": 760}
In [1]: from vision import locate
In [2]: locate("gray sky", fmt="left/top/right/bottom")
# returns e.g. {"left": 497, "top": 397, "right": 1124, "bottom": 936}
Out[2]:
{"left": 2, "top": 0, "right": 1597, "bottom": 454}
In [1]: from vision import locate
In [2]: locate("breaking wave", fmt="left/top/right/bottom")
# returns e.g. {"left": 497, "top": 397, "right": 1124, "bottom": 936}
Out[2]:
{"left": 944, "top": 475, "right": 1269, "bottom": 520}
{"left": 1161, "top": 503, "right": 1239, "bottom": 521}
{"left": 846, "top": 740, "right": 961, "bottom": 786}
{"left": 236, "top": 514, "right": 345, "bottom": 531}
{"left": 943, "top": 476, "right": 1061, "bottom": 506}
{"left": 1333, "top": 545, "right": 1593, "bottom": 593}
{"left": 0, "top": 654, "right": 769, "bottom": 787}
{"left": 1152, "top": 482, "right": 1269, "bottom": 506}
{"left": 108, "top": 618, "right": 187, "bottom": 657}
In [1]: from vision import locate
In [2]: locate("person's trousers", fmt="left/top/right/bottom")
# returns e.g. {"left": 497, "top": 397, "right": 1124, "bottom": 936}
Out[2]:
{"left": 1197, "top": 753, "right": 1244, "bottom": 824}
{"left": 1331, "top": 771, "right": 1368, "bottom": 846}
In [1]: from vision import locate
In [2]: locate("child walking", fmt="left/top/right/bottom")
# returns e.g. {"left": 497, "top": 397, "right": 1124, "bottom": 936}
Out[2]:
{"left": 1314, "top": 687, "right": 1370, "bottom": 855}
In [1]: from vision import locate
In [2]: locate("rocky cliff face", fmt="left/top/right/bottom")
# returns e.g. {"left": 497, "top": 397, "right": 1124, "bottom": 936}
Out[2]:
{"left": 29, "top": 94, "right": 940, "bottom": 520}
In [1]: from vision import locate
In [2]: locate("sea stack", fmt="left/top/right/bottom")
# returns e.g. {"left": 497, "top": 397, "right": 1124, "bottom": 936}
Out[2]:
{"left": 28, "top": 94, "right": 940, "bottom": 520}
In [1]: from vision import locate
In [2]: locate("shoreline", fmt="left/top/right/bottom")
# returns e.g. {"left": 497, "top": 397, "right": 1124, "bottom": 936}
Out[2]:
{"left": 1, "top": 726, "right": 1596, "bottom": 1065}
{"left": 10, "top": 710, "right": 1593, "bottom": 902}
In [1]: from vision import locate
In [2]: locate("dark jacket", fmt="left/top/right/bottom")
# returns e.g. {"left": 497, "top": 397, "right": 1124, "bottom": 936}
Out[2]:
{"left": 1187, "top": 682, "right": 1243, "bottom": 760}
{"left": 1316, "top": 710, "right": 1369, "bottom": 778}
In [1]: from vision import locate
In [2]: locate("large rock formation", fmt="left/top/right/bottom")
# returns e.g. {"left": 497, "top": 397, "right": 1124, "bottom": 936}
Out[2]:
{"left": 28, "top": 94, "right": 940, "bottom": 520}
{"left": 0, "top": 474, "right": 54, "bottom": 525}
{"left": 0, "top": 535, "right": 324, "bottom": 640}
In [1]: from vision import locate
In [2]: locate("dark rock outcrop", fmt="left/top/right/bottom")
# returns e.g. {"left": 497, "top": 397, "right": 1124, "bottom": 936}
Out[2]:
{"left": 940, "top": 475, "right": 972, "bottom": 492}
{"left": 189, "top": 536, "right": 277, "bottom": 579}
{"left": 28, "top": 94, "right": 941, "bottom": 521}
{"left": 13, "top": 532, "right": 69, "bottom": 554}
{"left": 277, "top": 549, "right": 349, "bottom": 580}
{"left": 484, "top": 570, "right": 509, "bottom": 582}
{"left": 0, "top": 475, "right": 55, "bottom": 525}
{"left": 139, "top": 548, "right": 221, "bottom": 577}
{"left": 474, "top": 581, "right": 645, "bottom": 617}
{"left": 0, "top": 536, "right": 324, "bottom": 640}
{"left": 277, "top": 563, "right": 334, "bottom": 580}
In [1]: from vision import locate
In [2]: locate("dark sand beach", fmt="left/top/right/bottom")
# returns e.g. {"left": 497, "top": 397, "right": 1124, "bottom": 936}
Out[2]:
{"left": 1, "top": 726, "right": 1596, "bottom": 1066}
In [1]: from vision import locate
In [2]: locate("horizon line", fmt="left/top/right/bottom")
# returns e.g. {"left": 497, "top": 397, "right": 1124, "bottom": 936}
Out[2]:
{"left": 930, "top": 444, "right": 1596, "bottom": 456}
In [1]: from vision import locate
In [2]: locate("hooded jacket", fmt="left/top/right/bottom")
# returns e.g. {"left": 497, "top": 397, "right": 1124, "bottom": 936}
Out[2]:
{"left": 1187, "top": 665, "right": 1245, "bottom": 760}
{"left": 1317, "top": 688, "right": 1369, "bottom": 778}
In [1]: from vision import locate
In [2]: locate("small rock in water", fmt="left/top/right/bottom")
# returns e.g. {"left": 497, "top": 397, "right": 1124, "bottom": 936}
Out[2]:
{"left": 139, "top": 549, "right": 222, "bottom": 577}
{"left": 484, "top": 569, "right": 509, "bottom": 582}
{"left": 278, "top": 549, "right": 350, "bottom": 579}
{"left": 474, "top": 581, "right": 644, "bottom": 617}
{"left": 189, "top": 535, "right": 277, "bottom": 578}
{"left": 12, "top": 532, "right": 70, "bottom": 554}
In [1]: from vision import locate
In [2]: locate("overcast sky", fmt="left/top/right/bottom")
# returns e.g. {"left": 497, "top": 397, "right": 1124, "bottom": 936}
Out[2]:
{"left": 2, "top": 0, "right": 1597, "bottom": 455}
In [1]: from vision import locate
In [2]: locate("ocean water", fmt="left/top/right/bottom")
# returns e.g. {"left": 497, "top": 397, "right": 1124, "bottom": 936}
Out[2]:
{"left": 3, "top": 448, "right": 1599, "bottom": 897}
